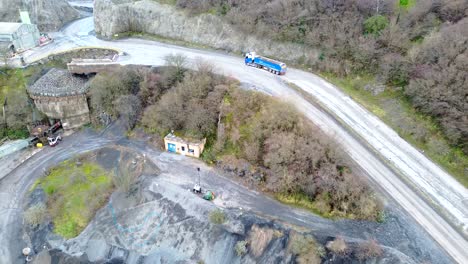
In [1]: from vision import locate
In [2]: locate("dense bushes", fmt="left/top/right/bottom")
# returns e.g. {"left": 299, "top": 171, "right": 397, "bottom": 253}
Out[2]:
{"left": 141, "top": 64, "right": 230, "bottom": 138}
{"left": 89, "top": 67, "right": 141, "bottom": 123}
{"left": 87, "top": 61, "right": 381, "bottom": 220}
{"left": 406, "top": 18, "right": 468, "bottom": 153}
{"left": 215, "top": 88, "right": 381, "bottom": 219}
{"left": 364, "top": 15, "right": 389, "bottom": 35}
{"left": 172, "top": 0, "right": 468, "bottom": 154}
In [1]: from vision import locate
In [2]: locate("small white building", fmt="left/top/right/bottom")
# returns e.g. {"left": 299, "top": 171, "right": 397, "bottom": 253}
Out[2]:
{"left": 164, "top": 133, "right": 206, "bottom": 158}
{"left": 0, "top": 22, "right": 40, "bottom": 54}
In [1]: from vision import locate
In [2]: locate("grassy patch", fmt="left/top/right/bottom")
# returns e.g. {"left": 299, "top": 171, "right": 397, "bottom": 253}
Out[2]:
{"left": 320, "top": 73, "right": 468, "bottom": 187}
{"left": 209, "top": 209, "right": 226, "bottom": 224}
{"left": 34, "top": 159, "right": 114, "bottom": 238}
{"left": 276, "top": 192, "right": 332, "bottom": 219}
{"left": 398, "top": 0, "right": 416, "bottom": 10}
{"left": 151, "top": 0, "right": 177, "bottom": 5}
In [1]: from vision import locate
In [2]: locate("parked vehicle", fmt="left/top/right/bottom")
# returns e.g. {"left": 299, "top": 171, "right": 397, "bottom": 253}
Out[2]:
{"left": 203, "top": 190, "right": 215, "bottom": 201}
{"left": 244, "top": 52, "right": 287, "bottom": 75}
{"left": 47, "top": 135, "right": 62, "bottom": 147}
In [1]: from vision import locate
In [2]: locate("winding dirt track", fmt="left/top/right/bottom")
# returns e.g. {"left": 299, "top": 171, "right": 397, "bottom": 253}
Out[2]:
{"left": 14, "top": 16, "right": 468, "bottom": 263}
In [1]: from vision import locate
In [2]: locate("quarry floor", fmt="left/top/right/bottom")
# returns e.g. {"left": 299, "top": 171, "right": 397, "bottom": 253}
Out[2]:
{"left": 0, "top": 121, "right": 451, "bottom": 263}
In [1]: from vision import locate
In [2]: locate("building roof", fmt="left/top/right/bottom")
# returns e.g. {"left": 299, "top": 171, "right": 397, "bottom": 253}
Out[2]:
{"left": 28, "top": 68, "right": 90, "bottom": 97}
{"left": 164, "top": 133, "right": 205, "bottom": 146}
{"left": 0, "top": 22, "right": 23, "bottom": 35}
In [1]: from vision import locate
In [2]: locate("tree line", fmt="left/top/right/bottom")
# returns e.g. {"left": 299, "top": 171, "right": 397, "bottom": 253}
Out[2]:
{"left": 174, "top": 0, "right": 468, "bottom": 154}
{"left": 88, "top": 57, "right": 382, "bottom": 220}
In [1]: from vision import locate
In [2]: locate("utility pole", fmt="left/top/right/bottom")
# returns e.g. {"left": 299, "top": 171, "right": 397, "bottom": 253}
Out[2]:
{"left": 197, "top": 167, "right": 201, "bottom": 187}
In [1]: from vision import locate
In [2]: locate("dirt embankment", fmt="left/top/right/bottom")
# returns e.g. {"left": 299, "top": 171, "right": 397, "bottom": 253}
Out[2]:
{"left": 0, "top": 0, "right": 80, "bottom": 31}
{"left": 94, "top": 0, "right": 318, "bottom": 63}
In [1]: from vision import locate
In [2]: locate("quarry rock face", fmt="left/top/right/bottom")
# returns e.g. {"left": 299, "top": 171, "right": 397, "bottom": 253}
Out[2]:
{"left": 0, "top": 0, "right": 80, "bottom": 31}
{"left": 94, "top": 0, "right": 319, "bottom": 62}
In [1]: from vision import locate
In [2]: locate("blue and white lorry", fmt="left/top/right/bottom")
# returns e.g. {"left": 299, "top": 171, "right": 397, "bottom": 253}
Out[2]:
{"left": 244, "top": 52, "right": 287, "bottom": 75}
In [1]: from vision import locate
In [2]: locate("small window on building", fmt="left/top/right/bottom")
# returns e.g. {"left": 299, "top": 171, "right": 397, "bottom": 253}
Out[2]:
{"left": 189, "top": 149, "right": 195, "bottom": 153}
{"left": 181, "top": 146, "right": 185, "bottom": 151}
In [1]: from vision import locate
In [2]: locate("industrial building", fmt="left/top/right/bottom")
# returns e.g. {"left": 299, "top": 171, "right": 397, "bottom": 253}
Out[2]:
{"left": 0, "top": 22, "right": 40, "bottom": 54}
{"left": 28, "top": 68, "right": 91, "bottom": 130}
{"left": 164, "top": 133, "right": 206, "bottom": 158}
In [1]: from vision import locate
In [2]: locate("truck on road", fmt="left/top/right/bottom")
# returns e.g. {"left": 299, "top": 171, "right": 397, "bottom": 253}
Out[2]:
{"left": 244, "top": 52, "right": 287, "bottom": 75}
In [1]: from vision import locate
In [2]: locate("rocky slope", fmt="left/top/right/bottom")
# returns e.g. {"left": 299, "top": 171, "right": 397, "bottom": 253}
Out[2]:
{"left": 94, "top": 0, "right": 318, "bottom": 62}
{"left": 0, "top": 0, "right": 80, "bottom": 31}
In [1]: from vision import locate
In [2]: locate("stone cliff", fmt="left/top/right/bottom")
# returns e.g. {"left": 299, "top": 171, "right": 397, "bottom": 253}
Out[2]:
{"left": 0, "top": 0, "right": 80, "bottom": 31}
{"left": 94, "top": 0, "right": 318, "bottom": 62}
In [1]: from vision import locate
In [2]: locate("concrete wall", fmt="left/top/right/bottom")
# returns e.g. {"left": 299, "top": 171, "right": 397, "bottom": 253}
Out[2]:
{"left": 31, "top": 94, "right": 90, "bottom": 129}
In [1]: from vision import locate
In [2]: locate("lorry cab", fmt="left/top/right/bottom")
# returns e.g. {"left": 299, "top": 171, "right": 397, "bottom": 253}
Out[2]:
{"left": 245, "top": 52, "right": 256, "bottom": 64}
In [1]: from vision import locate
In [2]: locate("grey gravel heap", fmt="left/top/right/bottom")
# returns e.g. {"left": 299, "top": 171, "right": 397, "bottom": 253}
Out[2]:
{"left": 28, "top": 68, "right": 89, "bottom": 97}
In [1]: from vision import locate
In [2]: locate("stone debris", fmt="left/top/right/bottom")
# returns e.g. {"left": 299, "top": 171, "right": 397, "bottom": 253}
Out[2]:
{"left": 28, "top": 68, "right": 89, "bottom": 97}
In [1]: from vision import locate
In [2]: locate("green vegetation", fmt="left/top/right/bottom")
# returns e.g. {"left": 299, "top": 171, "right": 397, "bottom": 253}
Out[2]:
{"left": 0, "top": 60, "right": 66, "bottom": 140}
{"left": 276, "top": 192, "right": 332, "bottom": 219}
{"left": 87, "top": 61, "right": 381, "bottom": 220}
{"left": 320, "top": 73, "right": 468, "bottom": 187}
{"left": 152, "top": 0, "right": 177, "bottom": 5}
{"left": 136, "top": 61, "right": 382, "bottom": 220}
{"left": 398, "top": 0, "right": 416, "bottom": 9}
{"left": 235, "top": 240, "right": 248, "bottom": 256}
{"left": 364, "top": 15, "right": 389, "bottom": 35}
{"left": 288, "top": 232, "right": 322, "bottom": 264}
{"left": 34, "top": 159, "right": 113, "bottom": 238}
{"left": 0, "top": 67, "right": 40, "bottom": 139}
{"left": 209, "top": 209, "right": 226, "bottom": 224}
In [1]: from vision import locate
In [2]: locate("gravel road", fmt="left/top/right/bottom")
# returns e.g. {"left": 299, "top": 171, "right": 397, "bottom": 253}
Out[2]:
{"left": 11, "top": 15, "right": 468, "bottom": 263}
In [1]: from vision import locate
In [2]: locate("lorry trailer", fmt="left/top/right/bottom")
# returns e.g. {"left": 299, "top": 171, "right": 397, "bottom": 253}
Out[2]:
{"left": 244, "top": 52, "right": 287, "bottom": 75}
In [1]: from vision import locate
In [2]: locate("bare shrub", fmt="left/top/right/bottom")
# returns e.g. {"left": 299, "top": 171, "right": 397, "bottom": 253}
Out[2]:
{"left": 113, "top": 94, "right": 142, "bottom": 129}
{"left": 164, "top": 53, "right": 187, "bottom": 82}
{"left": 357, "top": 239, "right": 383, "bottom": 260}
{"left": 248, "top": 225, "right": 274, "bottom": 257}
{"left": 24, "top": 204, "right": 47, "bottom": 227}
{"left": 288, "top": 231, "right": 321, "bottom": 264}
{"left": 327, "top": 236, "right": 348, "bottom": 255}
{"left": 89, "top": 67, "right": 141, "bottom": 119}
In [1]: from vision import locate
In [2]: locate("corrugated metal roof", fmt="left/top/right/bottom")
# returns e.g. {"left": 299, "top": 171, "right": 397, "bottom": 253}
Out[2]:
{"left": 0, "top": 22, "right": 23, "bottom": 34}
